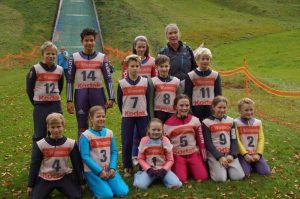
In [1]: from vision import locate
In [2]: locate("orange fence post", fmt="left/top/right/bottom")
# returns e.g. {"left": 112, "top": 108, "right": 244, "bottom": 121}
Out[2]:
{"left": 244, "top": 58, "right": 249, "bottom": 97}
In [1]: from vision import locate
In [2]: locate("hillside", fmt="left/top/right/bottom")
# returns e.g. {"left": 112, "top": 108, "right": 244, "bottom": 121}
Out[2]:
{"left": 0, "top": 1, "right": 57, "bottom": 56}
{"left": 0, "top": 0, "right": 299, "bottom": 198}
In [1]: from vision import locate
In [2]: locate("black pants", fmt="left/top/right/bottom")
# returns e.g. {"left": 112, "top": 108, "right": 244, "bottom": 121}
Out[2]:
{"left": 32, "top": 102, "right": 62, "bottom": 141}
{"left": 154, "top": 111, "right": 173, "bottom": 123}
{"left": 31, "top": 173, "right": 82, "bottom": 199}
{"left": 192, "top": 105, "right": 211, "bottom": 122}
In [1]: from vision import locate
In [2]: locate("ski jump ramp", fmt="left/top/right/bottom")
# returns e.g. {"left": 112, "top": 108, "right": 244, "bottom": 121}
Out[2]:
{"left": 52, "top": 0, "right": 104, "bottom": 54}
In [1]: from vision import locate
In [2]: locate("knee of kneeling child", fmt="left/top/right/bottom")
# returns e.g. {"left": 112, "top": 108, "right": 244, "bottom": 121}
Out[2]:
{"left": 211, "top": 174, "right": 227, "bottom": 182}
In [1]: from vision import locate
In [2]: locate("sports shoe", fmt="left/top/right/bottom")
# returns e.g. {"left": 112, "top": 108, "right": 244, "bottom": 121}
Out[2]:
{"left": 132, "top": 157, "right": 138, "bottom": 166}
{"left": 123, "top": 168, "right": 132, "bottom": 178}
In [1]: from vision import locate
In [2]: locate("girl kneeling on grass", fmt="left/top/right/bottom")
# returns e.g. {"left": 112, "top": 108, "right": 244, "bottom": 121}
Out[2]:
{"left": 164, "top": 94, "right": 208, "bottom": 183}
{"left": 235, "top": 98, "right": 271, "bottom": 176}
{"left": 202, "top": 96, "right": 245, "bottom": 182}
{"left": 79, "top": 106, "right": 128, "bottom": 199}
{"left": 134, "top": 118, "right": 182, "bottom": 189}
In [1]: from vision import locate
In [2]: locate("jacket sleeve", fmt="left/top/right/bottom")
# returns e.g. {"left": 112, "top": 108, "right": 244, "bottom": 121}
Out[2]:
{"left": 58, "top": 69, "right": 64, "bottom": 95}
{"left": 202, "top": 123, "right": 224, "bottom": 160}
{"left": 184, "top": 75, "right": 193, "bottom": 100}
{"left": 148, "top": 79, "right": 155, "bottom": 119}
{"left": 121, "top": 61, "right": 127, "bottom": 78}
{"left": 151, "top": 64, "right": 158, "bottom": 77}
{"left": 137, "top": 138, "right": 151, "bottom": 171}
{"left": 214, "top": 74, "right": 222, "bottom": 96}
{"left": 256, "top": 124, "right": 265, "bottom": 155}
{"left": 28, "top": 142, "right": 43, "bottom": 187}
{"left": 195, "top": 123, "right": 207, "bottom": 161}
{"left": 26, "top": 66, "right": 37, "bottom": 105}
{"left": 79, "top": 135, "right": 103, "bottom": 175}
{"left": 70, "top": 143, "right": 85, "bottom": 185}
{"left": 236, "top": 125, "right": 248, "bottom": 156}
{"left": 229, "top": 122, "right": 238, "bottom": 158}
{"left": 162, "top": 151, "right": 174, "bottom": 171}
{"left": 66, "top": 56, "right": 76, "bottom": 102}
{"left": 161, "top": 137, "right": 174, "bottom": 170}
{"left": 101, "top": 56, "right": 115, "bottom": 100}
{"left": 146, "top": 80, "right": 152, "bottom": 117}
{"left": 109, "top": 135, "right": 118, "bottom": 170}
{"left": 187, "top": 45, "right": 197, "bottom": 71}
{"left": 117, "top": 83, "right": 123, "bottom": 113}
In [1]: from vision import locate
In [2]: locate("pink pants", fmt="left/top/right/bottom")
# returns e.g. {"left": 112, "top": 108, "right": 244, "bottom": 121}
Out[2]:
{"left": 172, "top": 152, "right": 208, "bottom": 182}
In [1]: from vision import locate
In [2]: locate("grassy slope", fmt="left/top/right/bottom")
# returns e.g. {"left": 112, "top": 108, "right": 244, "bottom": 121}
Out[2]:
{"left": 0, "top": 1, "right": 57, "bottom": 57}
{"left": 0, "top": 0, "right": 300, "bottom": 198}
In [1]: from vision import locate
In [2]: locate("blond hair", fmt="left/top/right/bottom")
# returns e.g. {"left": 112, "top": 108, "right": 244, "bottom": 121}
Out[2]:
{"left": 46, "top": 112, "right": 65, "bottom": 126}
{"left": 124, "top": 54, "right": 141, "bottom": 66}
{"left": 238, "top": 97, "right": 255, "bottom": 110}
{"left": 165, "top": 23, "right": 180, "bottom": 38}
{"left": 40, "top": 41, "right": 57, "bottom": 55}
{"left": 88, "top": 105, "right": 106, "bottom": 127}
{"left": 194, "top": 43, "right": 212, "bottom": 62}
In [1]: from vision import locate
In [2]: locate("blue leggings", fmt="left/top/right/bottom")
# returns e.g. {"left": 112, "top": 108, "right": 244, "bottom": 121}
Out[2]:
{"left": 133, "top": 170, "right": 182, "bottom": 189}
{"left": 85, "top": 171, "right": 128, "bottom": 199}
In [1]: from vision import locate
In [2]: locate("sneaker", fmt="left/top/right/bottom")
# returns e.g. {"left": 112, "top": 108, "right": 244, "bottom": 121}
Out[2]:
{"left": 123, "top": 168, "right": 132, "bottom": 178}
{"left": 132, "top": 157, "right": 138, "bottom": 166}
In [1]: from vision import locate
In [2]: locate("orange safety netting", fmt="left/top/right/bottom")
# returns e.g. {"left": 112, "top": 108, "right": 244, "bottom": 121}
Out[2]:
{"left": 103, "top": 45, "right": 131, "bottom": 61}
{"left": 0, "top": 45, "right": 40, "bottom": 69}
{"left": 219, "top": 65, "right": 300, "bottom": 98}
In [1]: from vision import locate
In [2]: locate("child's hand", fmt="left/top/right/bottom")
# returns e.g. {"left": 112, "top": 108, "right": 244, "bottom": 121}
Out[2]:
{"left": 157, "top": 169, "right": 168, "bottom": 179}
{"left": 107, "top": 169, "right": 116, "bottom": 178}
{"left": 99, "top": 170, "right": 108, "bottom": 179}
{"left": 27, "top": 187, "right": 32, "bottom": 196}
{"left": 226, "top": 155, "right": 234, "bottom": 163}
{"left": 219, "top": 157, "right": 229, "bottom": 168}
{"left": 67, "top": 102, "right": 75, "bottom": 114}
{"left": 244, "top": 154, "right": 253, "bottom": 163}
{"left": 105, "top": 100, "right": 114, "bottom": 109}
{"left": 147, "top": 168, "right": 157, "bottom": 177}
{"left": 252, "top": 154, "right": 261, "bottom": 162}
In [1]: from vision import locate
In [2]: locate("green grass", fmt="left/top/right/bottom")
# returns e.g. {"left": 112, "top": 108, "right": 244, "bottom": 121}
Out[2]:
{"left": 0, "top": 68, "right": 299, "bottom": 198}
{"left": 0, "top": 0, "right": 300, "bottom": 198}
{"left": 0, "top": 1, "right": 57, "bottom": 57}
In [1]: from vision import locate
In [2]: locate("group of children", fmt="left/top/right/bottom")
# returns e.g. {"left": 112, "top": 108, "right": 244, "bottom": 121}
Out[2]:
{"left": 25, "top": 27, "right": 271, "bottom": 199}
